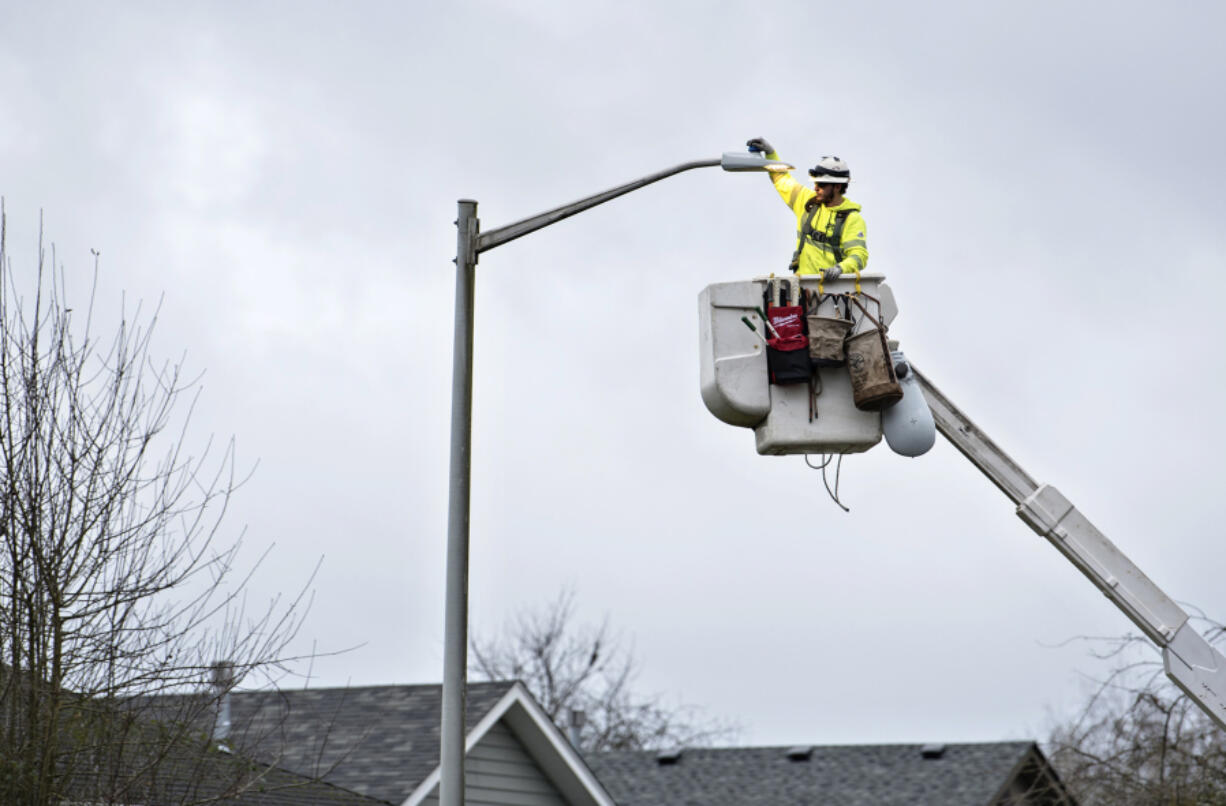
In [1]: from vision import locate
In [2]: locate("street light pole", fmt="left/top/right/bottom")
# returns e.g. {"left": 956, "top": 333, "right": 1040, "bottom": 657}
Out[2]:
{"left": 440, "top": 153, "right": 790, "bottom": 806}
{"left": 441, "top": 198, "right": 478, "bottom": 806}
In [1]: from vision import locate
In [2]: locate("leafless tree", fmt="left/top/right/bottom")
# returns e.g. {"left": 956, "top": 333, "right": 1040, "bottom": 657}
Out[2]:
{"left": 470, "top": 589, "right": 737, "bottom": 752}
{"left": 1047, "top": 613, "right": 1226, "bottom": 806}
{"left": 0, "top": 206, "right": 318, "bottom": 805}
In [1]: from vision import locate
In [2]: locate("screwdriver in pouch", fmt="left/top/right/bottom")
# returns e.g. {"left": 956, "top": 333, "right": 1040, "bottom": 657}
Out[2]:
{"left": 754, "top": 307, "right": 781, "bottom": 338}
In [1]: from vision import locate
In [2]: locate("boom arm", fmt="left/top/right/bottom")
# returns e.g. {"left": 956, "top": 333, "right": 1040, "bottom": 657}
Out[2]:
{"left": 913, "top": 368, "right": 1226, "bottom": 730}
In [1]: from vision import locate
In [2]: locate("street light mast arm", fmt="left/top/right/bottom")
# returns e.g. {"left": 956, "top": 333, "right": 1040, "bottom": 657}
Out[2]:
{"left": 444, "top": 150, "right": 772, "bottom": 806}
{"left": 477, "top": 158, "right": 721, "bottom": 253}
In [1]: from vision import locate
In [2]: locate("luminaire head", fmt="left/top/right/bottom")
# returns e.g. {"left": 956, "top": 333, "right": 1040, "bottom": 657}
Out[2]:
{"left": 720, "top": 152, "right": 793, "bottom": 172}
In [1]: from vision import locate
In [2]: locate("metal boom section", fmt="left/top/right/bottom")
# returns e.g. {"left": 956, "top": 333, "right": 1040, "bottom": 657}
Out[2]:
{"left": 913, "top": 367, "right": 1226, "bottom": 730}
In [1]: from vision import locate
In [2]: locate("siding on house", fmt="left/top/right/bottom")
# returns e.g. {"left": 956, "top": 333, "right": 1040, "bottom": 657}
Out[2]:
{"left": 419, "top": 721, "right": 566, "bottom": 806}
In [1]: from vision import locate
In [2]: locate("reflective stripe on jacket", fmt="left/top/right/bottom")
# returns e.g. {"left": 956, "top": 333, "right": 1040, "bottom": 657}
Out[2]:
{"left": 768, "top": 168, "right": 869, "bottom": 276}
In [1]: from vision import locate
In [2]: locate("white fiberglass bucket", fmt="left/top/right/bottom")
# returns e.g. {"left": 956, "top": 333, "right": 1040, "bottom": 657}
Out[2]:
{"left": 698, "top": 274, "right": 898, "bottom": 455}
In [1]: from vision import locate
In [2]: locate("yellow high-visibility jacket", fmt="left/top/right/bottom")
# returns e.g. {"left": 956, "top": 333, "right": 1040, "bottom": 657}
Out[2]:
{"left": 767, "top": 167, "right": 868, "bottom": 277}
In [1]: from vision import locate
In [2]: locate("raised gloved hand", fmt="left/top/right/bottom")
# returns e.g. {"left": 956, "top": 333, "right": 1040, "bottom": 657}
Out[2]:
{"left": 823, "top": 265, "right": 843, "bottom": 281}
{"left": 746, "top": 137, "right": 775, "bottom": 156}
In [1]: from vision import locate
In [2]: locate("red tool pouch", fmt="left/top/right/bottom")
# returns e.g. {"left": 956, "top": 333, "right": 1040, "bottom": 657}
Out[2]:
{"left": 765, "top": 305, "right": 810, "bottom": 385}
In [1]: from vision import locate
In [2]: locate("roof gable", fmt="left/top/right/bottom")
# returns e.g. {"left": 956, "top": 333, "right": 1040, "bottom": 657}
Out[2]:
{"left": 416, "top": 720, "right": 568, "bottom": 805}
{"left": 404, "top": 683, "right": 615, "bottom": 806}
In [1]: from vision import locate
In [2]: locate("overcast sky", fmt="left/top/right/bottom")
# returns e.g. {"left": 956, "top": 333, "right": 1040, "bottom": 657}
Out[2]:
{"left": 3, "top": 0, "right": 1226, "bottom": 747}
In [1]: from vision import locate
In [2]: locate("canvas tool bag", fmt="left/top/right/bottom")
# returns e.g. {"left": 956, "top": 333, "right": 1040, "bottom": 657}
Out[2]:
{"left": 805, "top": 291, "right": 852, "bottom": 367}
{"left": 845, "top": 295, "right": 903, "bottom": 411}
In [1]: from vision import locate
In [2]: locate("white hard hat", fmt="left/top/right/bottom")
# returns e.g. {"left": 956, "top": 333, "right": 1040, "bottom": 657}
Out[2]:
{"left": 808, "top": 155, "right": 850, "bottom": 184}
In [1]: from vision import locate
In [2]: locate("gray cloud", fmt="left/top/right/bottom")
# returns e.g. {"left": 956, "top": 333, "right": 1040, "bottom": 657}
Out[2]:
{"left": 1, "top": 0, "right": 1223, "bottom": 746}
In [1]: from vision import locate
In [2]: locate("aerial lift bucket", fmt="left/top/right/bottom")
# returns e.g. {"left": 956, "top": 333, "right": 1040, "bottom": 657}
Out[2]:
{"left": 698, "top": 274, "right": 899, "bottom": 455}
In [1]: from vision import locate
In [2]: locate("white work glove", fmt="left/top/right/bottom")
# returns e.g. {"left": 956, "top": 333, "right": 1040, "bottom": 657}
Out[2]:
{"left": 822, "top": 265, "right": 843, "bottom": 281}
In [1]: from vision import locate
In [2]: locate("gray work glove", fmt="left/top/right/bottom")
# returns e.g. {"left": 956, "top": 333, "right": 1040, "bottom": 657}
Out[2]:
{"left": 823, "top": 265, "right": 843, "bottom": 281}
{"left": 746, "top": 137, "right": 775, "bottom": 155}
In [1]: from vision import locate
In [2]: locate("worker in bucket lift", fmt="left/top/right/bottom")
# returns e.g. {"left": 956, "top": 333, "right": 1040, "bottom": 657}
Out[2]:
{"left": 745, "top": 138, "right": 868, "bottom": 281}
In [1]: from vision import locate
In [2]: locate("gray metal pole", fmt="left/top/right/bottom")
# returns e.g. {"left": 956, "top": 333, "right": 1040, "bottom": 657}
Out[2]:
{"left": 441, "top": 199, "right": 478, "bottom": 806}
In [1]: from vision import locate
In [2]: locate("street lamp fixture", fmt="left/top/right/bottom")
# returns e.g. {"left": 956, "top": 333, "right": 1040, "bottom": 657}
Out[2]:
{"left": 719, "top": 152, "right": 794, "bottom": 172}
{"left": 441, "top": 151, "right": 786, "bottom": 806}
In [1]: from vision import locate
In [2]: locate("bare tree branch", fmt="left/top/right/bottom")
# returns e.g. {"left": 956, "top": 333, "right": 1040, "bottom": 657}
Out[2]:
{"left": 0, "top": 205, "right": 327, "bottom": 804}
{"left": 1048, "top": 616, "right": 1226, "bottom": 806}
{"left": 471, "top": 589, "right": 738, "bottom": 752}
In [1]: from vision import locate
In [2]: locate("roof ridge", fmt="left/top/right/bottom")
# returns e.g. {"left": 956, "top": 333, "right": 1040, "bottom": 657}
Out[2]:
{"left": 589, "top": 739, "right": 1037, "bottom": 754}
{"left": 227, "top": 680, "right": 516, "bottom": 696}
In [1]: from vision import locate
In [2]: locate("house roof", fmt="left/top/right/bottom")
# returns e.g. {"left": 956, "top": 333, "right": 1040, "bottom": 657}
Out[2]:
{"left": 217, "top": 683, "right": 1072, "bottom": 806}
{"left": 0, "top": 672, "right": 389, "bottom": 806}
{"left": 586, "top": 741, "right": 1072, "bottom": 806}
{"left": 129, "top": 751, "right": 396, "bottom": 805}
{"left": 213, "top": 760, "right": 395, "bottom": 805}
{"left": 226, "top": 681, "right": 515, "bottom": 804}
{"left": 61, "top": 727, "right": 392, "bottom": 806}
{"left": 227, "top": 680, "right": 615, "bottom": 806}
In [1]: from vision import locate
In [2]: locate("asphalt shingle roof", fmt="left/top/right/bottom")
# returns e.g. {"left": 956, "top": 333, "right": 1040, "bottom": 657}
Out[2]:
{"left": 115, "top": 751, "right": 394, "bottom": 805}
{"left": 586, "top": 742, "right": 1041, "bottom": 806}
{"left": 226, "top": 681, "right": 515, "bottom": 805}
{"left": 61, "top": 730, "right": 392, "bottom": 806}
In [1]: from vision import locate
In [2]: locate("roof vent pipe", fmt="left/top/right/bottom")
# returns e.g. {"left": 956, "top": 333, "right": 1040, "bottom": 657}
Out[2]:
{"left": 212, "top": 660, "right": 235, "bottom": 746}
{"left": 567, "top": 708, "right": 587, "bottom": 751}
{"left": 786, "top": 745, "right": 814, "bottom": 761}
{"left": 920, "top": 743, "right": 946, "bottom": 759}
